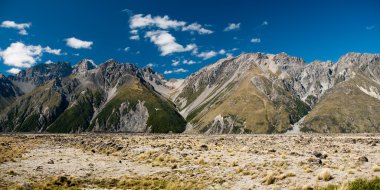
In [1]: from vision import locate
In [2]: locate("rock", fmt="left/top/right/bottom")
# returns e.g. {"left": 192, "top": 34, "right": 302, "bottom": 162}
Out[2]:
{"left": 312, "top": 151, "right": 322, "bottom": 158}
{"left": 307, "top": 157, "right": 322, "bottom": 165}
{"left": 36, "top": 166, "right": 43, "bottom": 171}
{"left": 358, "top": 156, "right": 369, "bottom": 162}
{"left": 48, "top": 159, "right": 54, "bottom": 164}
{"left": 200, "top": 144, "right": 208, "bottom": 151}
{"left": 268, "top": 149, "right": 276, "bottom": 153}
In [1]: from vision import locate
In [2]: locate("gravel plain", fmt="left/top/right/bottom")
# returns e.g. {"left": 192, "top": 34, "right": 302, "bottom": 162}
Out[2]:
{"left": 0, "top": 134, "right": 379, "bottom": 189}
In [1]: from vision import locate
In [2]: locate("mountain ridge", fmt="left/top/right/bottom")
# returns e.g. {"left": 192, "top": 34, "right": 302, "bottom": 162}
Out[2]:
{"left": 0, "top": 52, "right": 379, "bottom": 133}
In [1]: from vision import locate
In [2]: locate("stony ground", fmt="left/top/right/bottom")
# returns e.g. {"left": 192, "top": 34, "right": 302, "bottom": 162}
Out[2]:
{"left": 0, "top": 134, "right": 379, "bottom": 189}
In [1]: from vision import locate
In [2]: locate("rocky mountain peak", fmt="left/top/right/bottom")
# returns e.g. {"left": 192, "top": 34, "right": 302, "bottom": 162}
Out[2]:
{"left": 72, "top": 59, "right": 97, "bottom": 74}
{"left": 8, "top": 62, "right": 72, "bottom": 87}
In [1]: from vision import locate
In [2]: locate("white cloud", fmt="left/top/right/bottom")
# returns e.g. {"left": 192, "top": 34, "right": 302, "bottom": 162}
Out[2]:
{"left": 226, "top": 53, "right": 233, "bottom": 58}
{"left": 43, "top": 46, "right": 61, "bottom": 55}
{"left": 262, "top": 20, "right": 269, "bottom": 26}
{"left": 224, "top": 23, "right": 240, "bottom": 31}
{"left": 145, "top": 30, "right": 196, "bottom": 56}
{"left": 0, "top": 42, "right": 61, "bottom": 68}
{"left": 130, "top": 14, "right": 185, "bottom": 30}
{"left": 130, "top": 35, "right": 140, "bottom": 40}
{"left": 164, "top": 68, "right": 188, "bottom": 74}
{"left": 124, "top": 47, "right": 130, "bottom": 52}
{"left": 130, "top": 29, "right": 138, "bottom": 34}
{"left": 174, "top": 68, "right": 188, "bottom": 73}
{"left": 65, "top": 37, "right": 93, "bottom": 49}
{"left": 183, "top": 59, "right": 196, "bottom": 65}
{"left": 251, "top": 38, "right": 261, "bottom": 43}
{"left": 219, "top": 49, "right": 226, "bottom": 54}
{"left": 129, "top": 14, "right": 212, "bottom": 35}
{"left": 197, "top": 50, "right": 217, "bottom": 60}
{"left": 171, "top": 60, "right": 180, "bottom": 66}
{"left": 1, "top": 20, "right": 31, "bottom": 35}
{"left": 45, "top": 60, "right": 53, "bottom": 64}
{"left": 146, "top": 63, "right": 155, "bottom": 67}
{"left": 6, "top": 68, "right": 21, "bottom": 74}
{"left": 182, "top": 23, "right": 213, "bottom": 34}
{"left": 366, "top": 25, "right": 375, "bottom": 30}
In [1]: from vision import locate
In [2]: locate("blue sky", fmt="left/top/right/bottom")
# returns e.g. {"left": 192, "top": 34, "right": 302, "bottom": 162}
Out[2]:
{"left": 0, "top": 0, "right": 379, "bottom": 78}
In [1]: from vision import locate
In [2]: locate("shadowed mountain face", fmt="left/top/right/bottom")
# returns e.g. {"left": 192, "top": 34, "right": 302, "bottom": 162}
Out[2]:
{"left": 0, "top": 52, "right": 379, "bottom": 133}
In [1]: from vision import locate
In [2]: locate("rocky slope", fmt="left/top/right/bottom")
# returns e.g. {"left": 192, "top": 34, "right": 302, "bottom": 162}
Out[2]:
{"left": 0, "top": 52, "right": 379, "bottom": 134}
{"left": 0, "top": 60, "right": 186, "bottom": 133}
{"left": 171, "top": 52, "right": 380, "bottom": 134}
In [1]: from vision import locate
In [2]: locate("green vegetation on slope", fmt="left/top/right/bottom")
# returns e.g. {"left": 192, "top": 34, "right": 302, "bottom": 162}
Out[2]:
{"left": 0, "top": 81, "right": 66, "bottom": 132}
{"left": 90, "top": 78, "right": 186, "bottom": 133}
{"left": 47, "top": 90, "right": 103, "bottom": 133}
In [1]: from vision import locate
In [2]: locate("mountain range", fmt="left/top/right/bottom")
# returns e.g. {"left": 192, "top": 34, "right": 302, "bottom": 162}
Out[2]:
{"left": 0, "top": 52, "right": 379, "bottom": 133}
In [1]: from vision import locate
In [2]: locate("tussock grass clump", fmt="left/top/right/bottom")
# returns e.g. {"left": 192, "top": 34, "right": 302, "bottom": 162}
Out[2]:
{"left": 317, "top": 177, "right": 380, "bottom": 190}
{"left": 372, "top": 165, "right": 380, "bottom": 172}
{"left": 25, "top": 175, "right": 203, "bottom": 190}
{"left": 317, "top": 169, "right": 333, "bottom": 181}
{"left": 263, "top": 172, "right": 276, "bottom": 185}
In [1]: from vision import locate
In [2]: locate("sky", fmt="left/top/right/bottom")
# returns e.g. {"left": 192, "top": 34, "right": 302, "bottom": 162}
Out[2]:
{"left": 0, "top": 0, "right": 379, "bottom": 78}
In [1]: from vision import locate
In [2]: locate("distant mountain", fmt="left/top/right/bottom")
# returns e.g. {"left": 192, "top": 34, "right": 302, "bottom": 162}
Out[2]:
{"left": 0, "top": 52, "right": 379, "bottom": 133}
{"left": 0, "top": 60, "right": 186, "bottom": 133}
{"left": 170, "top": 52, "right": 380, "bottom": 134}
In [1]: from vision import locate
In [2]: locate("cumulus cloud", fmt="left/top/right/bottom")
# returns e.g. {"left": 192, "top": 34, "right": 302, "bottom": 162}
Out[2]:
{"left": 0, "top": 42, "right": 62, "bottom": 68}
{"left": 1, "top": 20, "right": 31, "bottom": 35}
{"left": 65, "top": 37, "right": 93, "bottom": 49}
{"left": 197, "top": 50, "right": 217, "bottom": 60}
{"left": 145, "top": 30, "right": 196, "bottom": 56}
{"left": 196, "top": 49, "right": 225, "bottom": 60}
{"left": 182, "top": 23, "right": 213, "bottom": 34}
{"left": 43, "top": 46, "right": 61, "bottom": 55}
{"left": 130, "top": 14, "right": 186, "bottom": 30}
{"left": 129, "top": 14, "right": 212, "bottom": 34}
{"left": 124, "top": 47, "right": 130, "bottom": 52}
{"left": 262, "top": 20, "right": 269, "bottom": 26}
{"left": 224, "top": 23, "right": 240, "bottom": 31}
{"left": 251, "top": 38, "right": 261, "bottom": 43}
{"left": 130, "top": 35, "right": 140, "bottom": 40}
{"left": 6, "top": 68, "right": 21, "bottom": 74}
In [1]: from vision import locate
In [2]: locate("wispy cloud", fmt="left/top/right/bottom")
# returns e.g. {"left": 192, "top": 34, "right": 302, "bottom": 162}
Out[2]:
{"left": 366, "top": 25, "right": 375, "bottom": 30}
{"left": 224, "top": 23, "right": 240, "bottom": 31}
{"left": 251, "top": 38, "right": 261, "bottom": 43}
{"left": 164, "top": 68, "right": 188, "bottom": 74}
